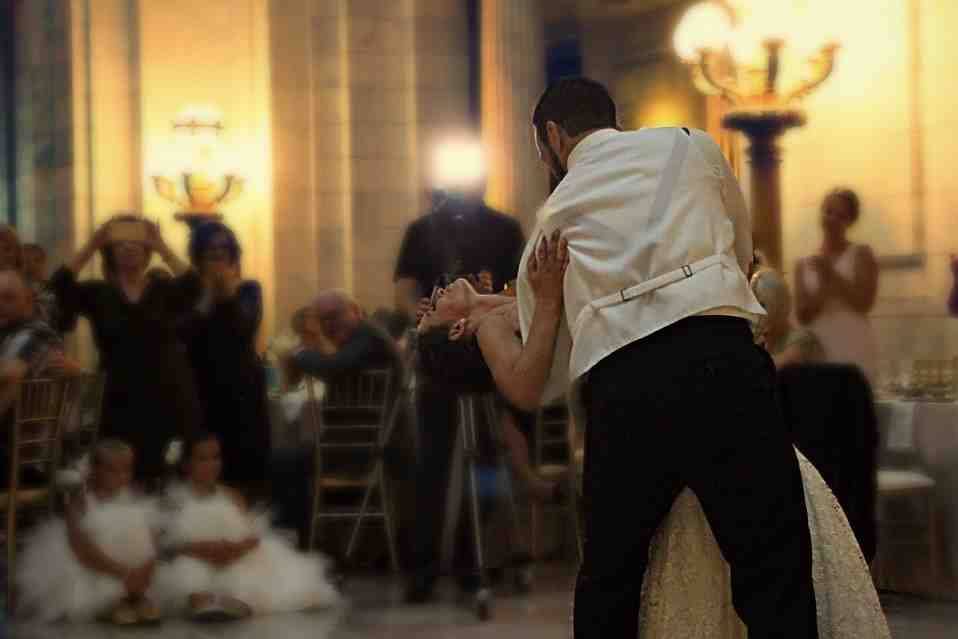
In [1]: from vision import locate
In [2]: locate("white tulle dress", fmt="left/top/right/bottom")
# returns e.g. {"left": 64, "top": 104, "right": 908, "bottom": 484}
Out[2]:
{"left": 636, "top": 450, "right": 891, "bottom": 638}
{"left": 153, "top": 483, "right": 341, "bottom": 615}
{"left": 16, "top": 491, "right": 158, "bottom": 623}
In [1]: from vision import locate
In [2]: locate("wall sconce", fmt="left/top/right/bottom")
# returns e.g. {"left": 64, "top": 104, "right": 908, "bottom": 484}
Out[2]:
{"left": 152, "top": 105, "right": 244, "bottom": 224}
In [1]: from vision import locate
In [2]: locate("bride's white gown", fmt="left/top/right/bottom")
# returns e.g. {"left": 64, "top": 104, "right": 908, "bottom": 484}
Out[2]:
{"left": 636, "top": 450, "right": 890, "bottom": 638}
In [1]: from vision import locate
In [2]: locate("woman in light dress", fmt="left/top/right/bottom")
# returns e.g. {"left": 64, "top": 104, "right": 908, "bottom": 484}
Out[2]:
{"left": 417, "top": 234, "right": 890, "bottom": 638}
{"left": 795, "top": 188, "right": 879, "bottom": 383}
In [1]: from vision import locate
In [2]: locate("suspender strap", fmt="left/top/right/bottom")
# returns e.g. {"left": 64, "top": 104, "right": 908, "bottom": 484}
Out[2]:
{"left": 570, "top": 253, "right": 737, "bottom": 339}
{"left": 647, "top": 128, "right": 690, "bottom": 228}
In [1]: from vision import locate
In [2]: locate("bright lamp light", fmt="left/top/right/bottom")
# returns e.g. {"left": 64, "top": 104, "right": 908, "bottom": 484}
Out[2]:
{"left": 152, "top": 104, "right": 244, "bottom": 218}
{"left": 431, "top": 138, "right": 486, "bottom": 191}
{"left": 673, "top": 2, "right": 733, "bottom": 63}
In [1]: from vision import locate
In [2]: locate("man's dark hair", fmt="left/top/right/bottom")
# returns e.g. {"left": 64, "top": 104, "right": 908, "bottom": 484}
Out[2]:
{"left": 188, "top": 220, "right": 242, "bottom": 266}
{"left": 417, "top": 325, "right": 495, "bottom": 393}
{"left": 532, "top": 77, "right": 618, "bottom": 144}
{"left": 180, "top": 429, "right": 220, "bottom": 472}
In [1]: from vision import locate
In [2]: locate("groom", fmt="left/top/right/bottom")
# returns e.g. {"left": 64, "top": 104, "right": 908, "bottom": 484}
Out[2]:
{"left": 515, "top": 78, "right": 819, "bottom": 638}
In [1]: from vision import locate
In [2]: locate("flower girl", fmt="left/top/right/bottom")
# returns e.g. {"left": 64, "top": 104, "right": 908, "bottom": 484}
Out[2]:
{"left": 16, "top": 440, "right": 160, "bottom": 625}
{"left": 154, "top": 431, "right": 341, "bottom": 620}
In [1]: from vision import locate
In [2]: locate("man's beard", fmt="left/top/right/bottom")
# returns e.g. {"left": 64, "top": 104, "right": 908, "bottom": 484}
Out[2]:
{"left": 546, "top": 146, "right": 566, "bottom": 194}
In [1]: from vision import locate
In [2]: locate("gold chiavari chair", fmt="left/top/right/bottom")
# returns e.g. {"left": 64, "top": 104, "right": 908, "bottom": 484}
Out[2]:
{"left": 306, "top": 369, "right": 401, "bottom": 572}
{"left": 532, "top": 402, "right": 581, "bottom": 563}
{"left": 2, "top": 377, "right": 70, "bottom": 609}
{"left": 63, "top": 372, "right": 106, "bottom": 452}
{"left": 873, "top": 469, "right": 940, "bottom": 590}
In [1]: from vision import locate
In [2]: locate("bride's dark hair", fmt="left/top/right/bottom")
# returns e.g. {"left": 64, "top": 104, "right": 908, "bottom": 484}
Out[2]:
{"left": 417, "top": 325, "right": 496, "bottom": 393}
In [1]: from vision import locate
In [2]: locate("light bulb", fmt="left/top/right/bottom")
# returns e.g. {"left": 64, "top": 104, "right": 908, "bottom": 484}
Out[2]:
{"left": 674, "top": 2, "right": 733, "bottom": 63}
{"left": 432, "top": 138, "right": 486, "bottom": 191}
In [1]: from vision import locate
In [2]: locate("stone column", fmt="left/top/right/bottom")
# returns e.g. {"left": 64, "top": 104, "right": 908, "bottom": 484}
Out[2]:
{"left": 724, "top": 110, "right": 805, "bottom": 271}
{"left": 481, "top": 0, "right": 547, "bottom": 231}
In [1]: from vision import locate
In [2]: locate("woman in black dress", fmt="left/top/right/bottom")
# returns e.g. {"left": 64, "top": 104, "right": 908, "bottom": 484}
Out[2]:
{"left": 181, "top": 221, "right": 270, "bottom": 501}
{"left": 52, "top": 216, "right": 203, "bottom": 484}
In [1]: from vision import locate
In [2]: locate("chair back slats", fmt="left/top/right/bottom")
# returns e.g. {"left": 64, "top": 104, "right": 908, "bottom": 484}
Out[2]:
{"left": 62, "top": 373, "right": 106, "bottom": 449}
{"left": 314, "top": 369, "right": 395, "bottom": 448}
{"left": 4, "top": 377, "right": 71, "bottom": 611}
{"left": 11, "top": 378, "right": 68, "bottom": 474}
{"left": 306, "top": 368, "right": 402, "bottom": 570}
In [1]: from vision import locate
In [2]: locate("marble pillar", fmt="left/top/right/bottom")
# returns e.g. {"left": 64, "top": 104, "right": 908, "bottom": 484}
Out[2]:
{"left": 481, "top": 0, "right": 547, "bottom": 232}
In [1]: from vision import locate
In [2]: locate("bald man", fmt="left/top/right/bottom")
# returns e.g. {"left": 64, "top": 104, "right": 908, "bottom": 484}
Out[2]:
{"left": 283, "top": 290, "right": 401, "bottom": 383}
{"left": 275, "top": 291, "right": 406, "bottom": 554}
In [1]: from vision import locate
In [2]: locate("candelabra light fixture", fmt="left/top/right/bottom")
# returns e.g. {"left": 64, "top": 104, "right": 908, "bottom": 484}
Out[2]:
{"left": 152, "top": 105, "right": 244, "bottom": 224}
{"left": 674, "top": 0, "right": 840, "bottom": 268}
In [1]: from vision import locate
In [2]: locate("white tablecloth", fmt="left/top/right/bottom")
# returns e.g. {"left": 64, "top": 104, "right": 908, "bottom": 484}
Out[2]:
{"left": 876, "top": 400, "right": 958, "bottom": 597}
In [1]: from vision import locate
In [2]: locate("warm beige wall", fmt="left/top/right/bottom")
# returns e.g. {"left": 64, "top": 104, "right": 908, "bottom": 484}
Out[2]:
{"left": 70, "top": 0, "right": 141, "bottom": 255}
{"left": 33, "top": 0, "right": 475, "bottom": 343}
{"left": 65, "top": 0, "right": 275, "bottom": 354}
{"left": 482, "top": 0, "right": 547, "bottom": 233}
{"left": 771, "top": 0, "right": 958, "bottom": 363}
{"left": 270, "top": 0, "right": 473, "bottom": 322}
{"left": 138, "top": 0, "right": 275, "bottom": 341}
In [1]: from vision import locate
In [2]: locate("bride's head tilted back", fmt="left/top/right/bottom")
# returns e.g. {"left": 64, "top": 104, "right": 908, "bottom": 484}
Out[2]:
{"left": 416, "top": 277, "right": 496, "bottom": 391}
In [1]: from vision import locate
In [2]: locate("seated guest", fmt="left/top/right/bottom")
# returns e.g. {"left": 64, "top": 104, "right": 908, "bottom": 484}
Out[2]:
{"left": 282, "top": 290, "right": 401, "bottom": 383}
{"left": 750, "top": 267, "right": 825, "bottom": 370}
{"left": 0, "top": 269, "right": 72, "bottom": 414}
{"left": 16, "top": 440, "right": 161, "bottom": 625}
{"left": 0, "top": 269, "right": 80, "bottom": 485}
{"left": 290, "top": 305, "right": 337, "bottom": 358}
{"left": 22, "top": 243, "right": 59, "bottom": 327}
{"left": 0, "top": 225, "right": 22, "bottom": 272}
{"left": 270, "top": 308, "right": 334, "bottom": 550}
{"left": 279, "top": 294, "right": 408, "bottom": 559}
{"left": 370, "top": 307, "right": 413, "bottom": 353}
{"left": 154, "top": 432, "right": 341, "bottom": 619}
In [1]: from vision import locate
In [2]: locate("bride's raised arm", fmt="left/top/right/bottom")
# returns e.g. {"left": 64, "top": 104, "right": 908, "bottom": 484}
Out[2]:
{"left": 477, "top": 231, "right": 568, "bottom": 411}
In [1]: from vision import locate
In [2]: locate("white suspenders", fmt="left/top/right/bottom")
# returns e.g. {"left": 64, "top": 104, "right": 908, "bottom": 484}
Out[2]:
{"left": 569, "top": 129, "right": 736, "bottom": 340}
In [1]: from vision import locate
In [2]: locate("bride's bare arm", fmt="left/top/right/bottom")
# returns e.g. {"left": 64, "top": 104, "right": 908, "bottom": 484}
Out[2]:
{"left": 477, "top": 303, "right": 561, "bottom": 411}
{"left": 477, "top": 231, "right": 567, "bottom": 411}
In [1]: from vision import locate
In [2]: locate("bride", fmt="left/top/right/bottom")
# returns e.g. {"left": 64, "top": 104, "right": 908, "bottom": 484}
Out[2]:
{"left": 416, "top": 233, "right": 890, "bottom": 638}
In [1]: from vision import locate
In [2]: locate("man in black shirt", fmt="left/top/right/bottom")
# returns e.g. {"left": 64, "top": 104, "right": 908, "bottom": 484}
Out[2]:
{"left": 394, "top": 192, "right": 525, "bottom": 602}
{"left": 394, "top": 192, "right": 525, "bottom": 321}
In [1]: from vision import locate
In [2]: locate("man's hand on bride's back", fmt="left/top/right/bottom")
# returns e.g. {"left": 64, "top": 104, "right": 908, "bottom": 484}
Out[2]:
{"left": 528, "top": 229, "right": 569, "bottom": 308}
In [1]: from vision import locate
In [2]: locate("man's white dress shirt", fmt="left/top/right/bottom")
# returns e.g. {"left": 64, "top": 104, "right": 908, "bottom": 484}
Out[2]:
{"left": 516, "top": 127, "right": 765, "bottom": 406}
